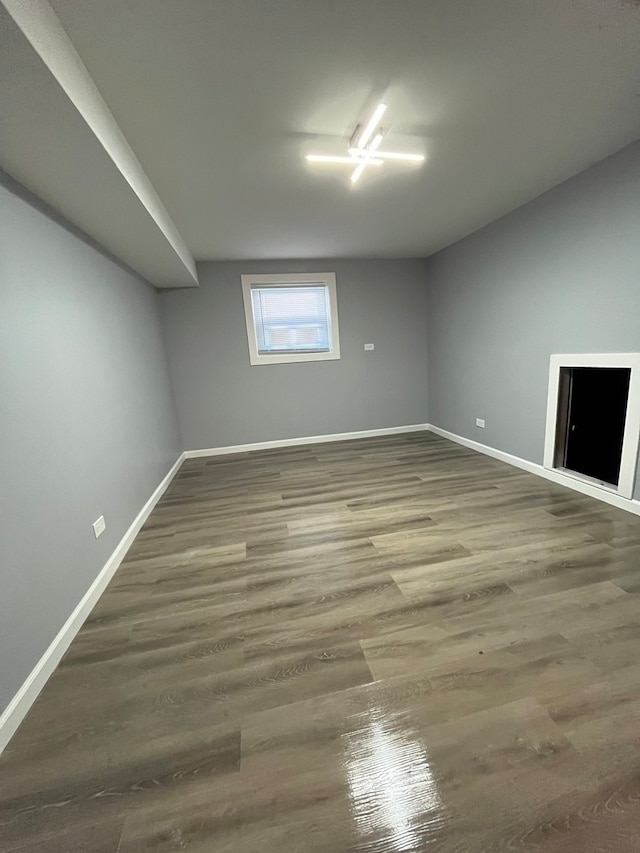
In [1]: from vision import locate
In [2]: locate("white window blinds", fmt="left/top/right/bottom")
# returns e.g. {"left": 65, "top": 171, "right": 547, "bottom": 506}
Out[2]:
{"left": 249, "top": 284, "right": 332, "bottom": 354}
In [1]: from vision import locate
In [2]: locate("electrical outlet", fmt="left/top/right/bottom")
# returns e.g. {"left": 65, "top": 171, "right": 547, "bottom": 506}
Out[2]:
{"left": 475, "top": 418, "right": 486, "bottom": 428}
{"left": 364, "top": 343, "right": 375, "bottom": 351}
{"left": 93, "top": 515, "right": 106, "bottom": 539}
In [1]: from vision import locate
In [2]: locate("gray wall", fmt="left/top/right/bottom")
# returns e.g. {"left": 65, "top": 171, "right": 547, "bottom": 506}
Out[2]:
{"left": 0, "top": 180, "right": 182, "bottom": 714}
{"left": 160, "top": 259, "right": 429, "bottom": 450}
{"left": 427, "top": 141, "right": 640, "bottom": 497}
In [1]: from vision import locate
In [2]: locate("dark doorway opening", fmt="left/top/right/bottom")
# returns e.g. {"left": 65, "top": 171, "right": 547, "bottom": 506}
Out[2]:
{"left": 555, "top": 367, "right": 630, "bottom": 486}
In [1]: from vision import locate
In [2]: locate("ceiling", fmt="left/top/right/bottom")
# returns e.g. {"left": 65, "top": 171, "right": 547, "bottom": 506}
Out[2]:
{"left": 2, "top": 0, "right": 639, "bottom": 288}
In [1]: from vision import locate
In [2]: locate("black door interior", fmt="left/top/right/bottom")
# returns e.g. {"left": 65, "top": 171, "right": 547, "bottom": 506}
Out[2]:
{"left": 564, "top": 367, "right": 630, "bottom": 485}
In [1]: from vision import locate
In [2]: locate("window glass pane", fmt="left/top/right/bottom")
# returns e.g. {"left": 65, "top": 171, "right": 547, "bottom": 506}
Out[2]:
{"left": 250, "top": 285, "right": 332, "bottom": 354}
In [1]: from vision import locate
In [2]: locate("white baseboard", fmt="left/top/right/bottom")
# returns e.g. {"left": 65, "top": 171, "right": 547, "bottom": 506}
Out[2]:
{"left": 427, "top": 424, "right": 640, "bottom": 517}
{"left": 0, "top": 452, "right": 185, "bottom": 755}
{"left": 184, "top": 424, "right": 430, "bottom": 458}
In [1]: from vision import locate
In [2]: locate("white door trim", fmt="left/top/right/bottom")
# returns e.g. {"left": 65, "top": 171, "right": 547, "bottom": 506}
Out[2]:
{"left": 543, "top": 353, "right": 640, "bottom": 499}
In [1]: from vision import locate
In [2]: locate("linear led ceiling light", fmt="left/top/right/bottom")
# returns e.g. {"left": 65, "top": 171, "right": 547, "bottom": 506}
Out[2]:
{"left": 306, "top": 102, "right": 425, "bottom": 185}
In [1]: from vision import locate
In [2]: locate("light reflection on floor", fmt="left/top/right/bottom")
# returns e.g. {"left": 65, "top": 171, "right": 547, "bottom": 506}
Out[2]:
{"left": 342, "top": 707, "right": 447, "bottom": 851}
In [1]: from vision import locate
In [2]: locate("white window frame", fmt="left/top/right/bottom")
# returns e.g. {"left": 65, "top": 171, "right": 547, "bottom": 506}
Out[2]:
{"left": 543, "top": 352, "right": 640, "bottom": 499}
{"left": 241, "top": 272, "right": 341, "bottom": 366}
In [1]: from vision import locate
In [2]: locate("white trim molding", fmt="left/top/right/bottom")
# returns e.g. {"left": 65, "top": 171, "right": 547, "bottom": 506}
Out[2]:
{"left": 428, "top": 424, "right": 640, "bottom": 517}
{"left": 184, "top": 424, "right": 430, "bottom": 458}
{"left": 0, "top": 452, "right": 185, "bottom": 755}
{"left": 543, "top": 353, "right": 640, "bottom": 500}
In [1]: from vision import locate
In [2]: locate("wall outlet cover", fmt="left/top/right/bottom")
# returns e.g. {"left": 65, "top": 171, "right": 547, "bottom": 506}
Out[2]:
{"left": 364, "top": 343, "right": 375, "bottom": 351}
{"left": 92, "top": 515, "right": 106, "bottom": 538}
{"left": 476, "top": 418, "right": 486, "bottom": 428}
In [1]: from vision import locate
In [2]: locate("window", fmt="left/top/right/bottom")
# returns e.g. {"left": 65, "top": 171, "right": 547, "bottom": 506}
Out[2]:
{"left": 241, "top": 272, "right": 340, "bottom": 365}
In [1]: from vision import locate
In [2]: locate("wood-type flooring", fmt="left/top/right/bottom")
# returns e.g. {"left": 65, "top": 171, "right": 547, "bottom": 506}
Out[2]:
{"left": 2, "top": 431, "right": 640, "bottom": 851}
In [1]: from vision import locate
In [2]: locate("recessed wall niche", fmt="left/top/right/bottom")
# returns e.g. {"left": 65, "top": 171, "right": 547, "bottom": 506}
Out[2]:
{"left": 544, "top": 354, "right": 640, "bottom": 499}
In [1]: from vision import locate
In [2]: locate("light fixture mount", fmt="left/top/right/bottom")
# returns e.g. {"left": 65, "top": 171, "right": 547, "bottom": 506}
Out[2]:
{"left": 306, "top": 102, "right": 425, "bottom": 185}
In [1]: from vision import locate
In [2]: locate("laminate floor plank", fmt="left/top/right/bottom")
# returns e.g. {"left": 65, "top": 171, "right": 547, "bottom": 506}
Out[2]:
{"left": 3, "top": 431, "right": 640, "bottom": 851}
{"left": 4, "top": 817, "right": 125, "bottom": 853}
